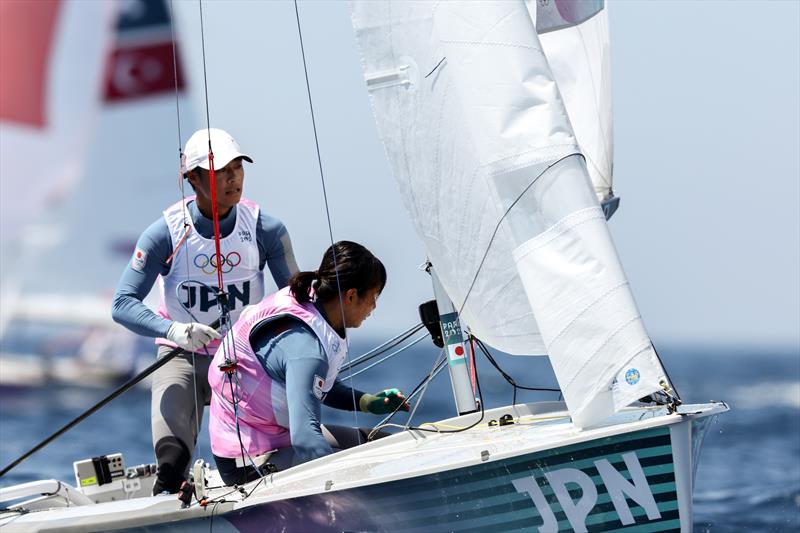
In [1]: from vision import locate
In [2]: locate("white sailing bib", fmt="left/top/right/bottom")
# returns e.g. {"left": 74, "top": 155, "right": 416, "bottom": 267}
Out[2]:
{"left": 157, "top": 197, "right": 265, "bottom": 329}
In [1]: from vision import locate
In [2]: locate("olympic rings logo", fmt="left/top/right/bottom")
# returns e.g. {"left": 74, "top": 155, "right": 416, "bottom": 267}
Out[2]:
{"left": 194, "top": 252, "right": 241, "bottom": 274}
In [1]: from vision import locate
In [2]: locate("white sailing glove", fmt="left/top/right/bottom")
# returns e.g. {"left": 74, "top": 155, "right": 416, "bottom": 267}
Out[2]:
{"left": 166, "top": 322, "right": 220, "bottom": 352}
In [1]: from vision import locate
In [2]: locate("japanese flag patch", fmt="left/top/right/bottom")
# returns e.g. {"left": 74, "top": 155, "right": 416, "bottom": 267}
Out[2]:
{"left": 312, "top": 375, "right": 326, "bottom": 400}
{"left": 131, "top": 248, "right": 147, "bottom": 272}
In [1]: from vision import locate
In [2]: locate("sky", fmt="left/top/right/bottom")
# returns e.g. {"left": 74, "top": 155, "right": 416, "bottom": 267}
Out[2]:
{"left": 170, "top": 0, "right": 799, "bottom": 349}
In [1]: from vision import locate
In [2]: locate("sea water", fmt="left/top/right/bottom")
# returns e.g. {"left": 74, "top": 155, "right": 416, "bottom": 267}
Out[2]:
{"left": 0, "top": 342, "right": 797, "bottom": 531}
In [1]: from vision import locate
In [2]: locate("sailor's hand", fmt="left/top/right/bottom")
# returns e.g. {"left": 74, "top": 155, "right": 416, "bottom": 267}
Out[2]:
{"left": 359, "top": 388, "right": 410, "bottom": 414}
{"left": 166, "top": 321, "right": 220, "bottom": 352}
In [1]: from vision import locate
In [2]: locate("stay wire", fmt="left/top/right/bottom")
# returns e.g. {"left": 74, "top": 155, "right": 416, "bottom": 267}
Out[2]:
{"left": 293, "top": 0, "right": 360, "bottom": 440}
{"left": 198, "top": 0, "right": 212, "bottom": 135}
{"left": 368, "top": 351, "right": 448, "bottom": 439}
{"left": 406, "top": 350, "right": 486, "bottom": 435}
{"left": 402, "top": 352, "right": 446, "bottom": 431}
{"left": 167, "top": 0, "right": 184, "bottom": 164}
{"left": 167, "top": 0, "right": 207, "bottom": 462}
{"left": 339, "top": 323, "right": 425, "bottom": 372}
{"left": 198, "top": 0, "right": 247, "bottom": 472}
{"left": 341, "top": 333, "right": 428, "bottom": 381}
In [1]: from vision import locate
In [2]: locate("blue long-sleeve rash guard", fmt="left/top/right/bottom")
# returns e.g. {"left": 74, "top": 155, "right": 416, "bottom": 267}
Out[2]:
{"left": 250, "top": 315, "right": 366, "bottom": 464}
{"left": 111, "top": 200, "right": 297, "bottom": 338}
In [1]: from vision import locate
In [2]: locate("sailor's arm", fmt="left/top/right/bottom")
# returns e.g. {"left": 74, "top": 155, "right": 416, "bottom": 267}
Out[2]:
{"left": 284, "top": 355, "right": 335, "bottom": 463}
{"left": 257, "top": 213, "right": 299, "bottom": 289}
{"left": 324, "top": 382, "right": 409, "bottom": 414}
{"left": 252, "top": 322, "right": 333, "bottom": 464}
{"left": 111, "top": 219, "right": 173, "bottom": 338}
{"left": 323, "top": 380, "right": 367, "bottom": 411}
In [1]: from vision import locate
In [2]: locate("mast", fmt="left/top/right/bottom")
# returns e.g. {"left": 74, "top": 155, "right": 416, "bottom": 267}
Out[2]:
{"left": 428, "top": 264, "right": 478, "bottom": 415}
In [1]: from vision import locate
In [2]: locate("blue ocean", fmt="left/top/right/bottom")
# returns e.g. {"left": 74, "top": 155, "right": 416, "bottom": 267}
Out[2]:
{"left": 1, "top": 341, "right": 797, "bottom": 531}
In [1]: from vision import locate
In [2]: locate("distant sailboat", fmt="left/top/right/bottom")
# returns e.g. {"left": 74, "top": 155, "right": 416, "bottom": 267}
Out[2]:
{"left": 0, "top": 0, "right": 196, "bottom": 387}
{"left": 0, "top": 2, "right": 726, "bottom": 531}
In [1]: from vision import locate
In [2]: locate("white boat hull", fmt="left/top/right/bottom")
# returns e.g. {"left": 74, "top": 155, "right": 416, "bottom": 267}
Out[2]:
{"left": 0, "top": 401, "right": 727, "bottom": 532}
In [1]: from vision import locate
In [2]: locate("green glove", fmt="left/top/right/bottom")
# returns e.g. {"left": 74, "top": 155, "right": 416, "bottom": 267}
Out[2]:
{"left": 359, "top": 388, "right": 410, "bottom": 414}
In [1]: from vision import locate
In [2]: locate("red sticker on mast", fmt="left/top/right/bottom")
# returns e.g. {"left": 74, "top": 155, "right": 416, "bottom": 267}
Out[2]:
{"left": 448, "top": 343, "right": 466, "bottom": 362}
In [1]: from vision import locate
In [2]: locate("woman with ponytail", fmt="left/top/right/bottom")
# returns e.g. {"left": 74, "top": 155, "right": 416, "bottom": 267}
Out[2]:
{"left": 208, "top": 241, "right": 409, "bottom": 485}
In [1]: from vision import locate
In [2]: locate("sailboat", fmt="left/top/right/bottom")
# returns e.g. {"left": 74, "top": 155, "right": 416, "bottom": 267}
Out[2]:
{"left": 0, "top": 1, "right": 727, "bottom": 531}
{"left": 0, "top": 0, "right": 196, "bottom": 387}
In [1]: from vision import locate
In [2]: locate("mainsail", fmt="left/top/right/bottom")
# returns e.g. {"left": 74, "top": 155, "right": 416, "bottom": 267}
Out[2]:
{"left": 351, "top": 0, "right": 665, "bottom": 428}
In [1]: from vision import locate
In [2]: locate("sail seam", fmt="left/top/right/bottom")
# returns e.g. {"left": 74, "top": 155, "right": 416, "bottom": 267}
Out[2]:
{"left": 518, "top": 207, "right": 604, "bottom": 254}
{"left": 575, "top": 20, "right": 612, "bottom": 190}
{"left": 563, "top": 314, "right": 642, "bottom": 390}
{"left": 547, "top": 281, "right": 630, "bottom": 349}
{"left": 575, "top": 339, "right": 653, "bottom": 418}
{"left": 440, "top": 39, "right": 542, "bottom": 52}
{"left": 484, "top": 144, "right": 580, "bottom": 173}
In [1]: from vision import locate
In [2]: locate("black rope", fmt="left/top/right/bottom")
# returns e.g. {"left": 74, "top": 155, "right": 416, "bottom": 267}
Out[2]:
{"left": 474, "top": 338, "right": 560, "bottom": 406}
{"left": 424, "top": 56, "right": 446, "bottom": 78}
{"left": 455, "top": 153, "right": 582, "bottom": 317}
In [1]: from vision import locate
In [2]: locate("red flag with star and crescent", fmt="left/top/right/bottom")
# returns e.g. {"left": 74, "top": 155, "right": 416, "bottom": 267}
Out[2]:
{"left": 103, "top": 0, "right": 185, "bottom": 102}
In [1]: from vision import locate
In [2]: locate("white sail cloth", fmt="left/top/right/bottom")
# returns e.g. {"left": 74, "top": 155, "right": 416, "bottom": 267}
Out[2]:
{"left": 531, "top": 0, "right": 614, "bottom": 201}
{"left": 351, "top": 0, "right": 664, "bottom": 428}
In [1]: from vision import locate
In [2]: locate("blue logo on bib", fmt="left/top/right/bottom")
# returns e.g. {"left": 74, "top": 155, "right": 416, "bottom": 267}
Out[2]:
{"left": 625, "top": 368, "right": 640, "bottom": 385}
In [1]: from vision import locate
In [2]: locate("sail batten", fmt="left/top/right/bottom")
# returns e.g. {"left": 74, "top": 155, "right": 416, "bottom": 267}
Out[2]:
{"left": 352, "top": 0, "right": 663, "bottom": 427}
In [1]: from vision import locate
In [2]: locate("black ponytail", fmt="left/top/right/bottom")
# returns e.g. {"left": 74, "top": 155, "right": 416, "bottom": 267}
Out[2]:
{"left": 289, "top": 241, "right": 386, "bottom": 304}
{"left": 287, "top": 270, "right": 317, "bottom": 304}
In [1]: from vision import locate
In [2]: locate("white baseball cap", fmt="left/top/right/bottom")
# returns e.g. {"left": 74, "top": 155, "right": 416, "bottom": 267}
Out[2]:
{"left": 183, "top": 128, "right": 253, "bottom": 172}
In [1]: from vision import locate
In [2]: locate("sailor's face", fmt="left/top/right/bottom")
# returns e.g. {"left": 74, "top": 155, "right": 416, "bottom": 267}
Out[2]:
{"left": 344, "top": 287, "right": 381, "bottom": 328}
{"left": 190, "top": 157, "right": 245, "bottom": 217}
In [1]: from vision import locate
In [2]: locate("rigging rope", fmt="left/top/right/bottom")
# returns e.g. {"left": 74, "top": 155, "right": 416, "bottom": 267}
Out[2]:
{"left": 292, "top": 0, "right": 362, "bottom": 441}
{"left": 168, "top": 0, "right": 207, "bottom": 461}
{"left": 190, "top": 0, "right": 261, "bottom": 479}
{"left": 455, "top": 152, "right": 581, "bottom": 322}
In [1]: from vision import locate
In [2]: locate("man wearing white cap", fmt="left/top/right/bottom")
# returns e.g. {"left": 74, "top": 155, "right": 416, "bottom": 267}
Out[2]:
{"left": 112, "top": 128, "right": 299, "bottom": 494}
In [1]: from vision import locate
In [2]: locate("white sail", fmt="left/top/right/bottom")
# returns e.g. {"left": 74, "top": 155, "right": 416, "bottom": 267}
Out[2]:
{"left": 351, "top": 0, "right": 665, "bottom": 428}
{"left": 530, "top": 0, "right": 614, "bottom": 201}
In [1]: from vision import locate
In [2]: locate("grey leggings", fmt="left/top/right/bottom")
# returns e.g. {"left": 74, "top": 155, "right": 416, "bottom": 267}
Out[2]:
{"left": 150, "top": 345, "right": 211, "bottom": 494}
